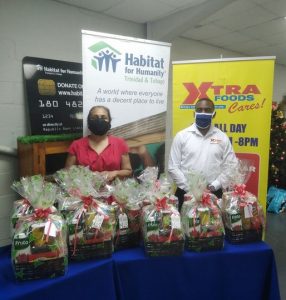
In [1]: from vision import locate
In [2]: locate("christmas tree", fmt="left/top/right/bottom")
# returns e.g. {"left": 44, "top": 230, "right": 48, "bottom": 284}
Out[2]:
{"left": 268, "top": 102, "right": 286, "bottom": 188}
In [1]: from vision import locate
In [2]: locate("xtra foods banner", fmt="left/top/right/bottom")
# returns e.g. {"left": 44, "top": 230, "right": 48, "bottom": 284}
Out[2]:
{"left": 172, "top": 57, "right": 275, "bottom": 211}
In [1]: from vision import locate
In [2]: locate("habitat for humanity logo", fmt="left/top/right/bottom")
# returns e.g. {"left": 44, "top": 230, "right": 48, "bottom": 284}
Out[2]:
{"left": 36, "top": 64, "right": 43, "bottom": 71}
{"left": 89, "top": 41, "right": 121, "bottom": 72}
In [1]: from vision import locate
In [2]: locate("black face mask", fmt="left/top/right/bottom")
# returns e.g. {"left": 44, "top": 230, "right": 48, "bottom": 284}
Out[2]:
{"left": 88, "top": 117, "right": 111, "bottom": 136}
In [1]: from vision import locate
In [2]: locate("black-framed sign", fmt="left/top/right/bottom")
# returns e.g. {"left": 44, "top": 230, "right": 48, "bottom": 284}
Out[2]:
{"left": 23, "top": 56, "right": 83, "bottom": 135}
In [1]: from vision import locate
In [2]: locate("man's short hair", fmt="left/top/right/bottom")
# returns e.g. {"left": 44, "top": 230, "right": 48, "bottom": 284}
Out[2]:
{"left": 195, "top": 98, "right": 215, "bottom": 110}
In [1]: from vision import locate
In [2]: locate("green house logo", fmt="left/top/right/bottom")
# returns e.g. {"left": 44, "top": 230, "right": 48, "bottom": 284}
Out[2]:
{"left": 89, "top": 41, "right": 121, "bottom": 72}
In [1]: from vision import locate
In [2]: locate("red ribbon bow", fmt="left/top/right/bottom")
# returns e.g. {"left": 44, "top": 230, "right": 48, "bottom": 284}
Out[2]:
{"left": 155, "top": 197, "right": 168, "bottom": 211}
{"left": 33, "top": 208, "right": 52, "bottom": 219}
{"left": 81, "top": 195, "right": 93, "bottom": 209}
{"left": 233, "top": 184, "right": 246, "bottom": 197}
{"left": 201, "top": 192, "right": 211, "bottom": 206}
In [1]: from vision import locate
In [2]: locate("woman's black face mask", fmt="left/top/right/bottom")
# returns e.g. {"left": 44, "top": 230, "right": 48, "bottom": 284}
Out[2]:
{"left": 88, "top": 117, "right": 111, "bottom": 136}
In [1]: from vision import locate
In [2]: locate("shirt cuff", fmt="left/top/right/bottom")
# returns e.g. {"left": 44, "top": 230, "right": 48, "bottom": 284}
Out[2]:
{"left": 210, "top": 180, "right": 221, "bottom": 191}
{"left": 179, "top": 184, "right": 189, "bottom": 193}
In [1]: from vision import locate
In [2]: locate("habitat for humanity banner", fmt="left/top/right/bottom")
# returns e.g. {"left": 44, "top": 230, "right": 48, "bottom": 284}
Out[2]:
{"left": 82, "top": 30, "right": 171, "bottom": 150}
{"left": 172, "top": 57, "right": 275, "bottom": 211}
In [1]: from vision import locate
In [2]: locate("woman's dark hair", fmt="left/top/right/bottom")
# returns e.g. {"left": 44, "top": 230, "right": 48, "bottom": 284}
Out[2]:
{"left": 88, "top": 105, "right": 112, "bottom": 122}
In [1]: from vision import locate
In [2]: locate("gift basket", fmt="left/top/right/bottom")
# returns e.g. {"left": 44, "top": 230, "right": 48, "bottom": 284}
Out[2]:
{"left": 181, "top": 170, "right": 225, "bottom": 252}
{"left": 11, "top": 175, "right": 67, "bottom": 281}
{"left": 55, "top": 166, "right": 115, "bottom": 260}
{"left": 112, "top": 178, "right": 142, "bottom": 250}
{"left": 221, "top": 160, "right": 264, "bottom": 244}
{"left": 140, "top": 168, "right": 184, "bottom": 256}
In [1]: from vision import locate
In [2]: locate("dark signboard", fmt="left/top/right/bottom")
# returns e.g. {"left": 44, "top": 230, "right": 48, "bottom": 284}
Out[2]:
{"left": 23, "top": 56, "right": 83, "bottom": 135}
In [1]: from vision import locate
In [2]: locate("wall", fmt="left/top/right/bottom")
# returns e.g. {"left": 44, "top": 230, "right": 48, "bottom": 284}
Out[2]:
{"left": 0, "top": 0, "right": 285, "bottom": 247}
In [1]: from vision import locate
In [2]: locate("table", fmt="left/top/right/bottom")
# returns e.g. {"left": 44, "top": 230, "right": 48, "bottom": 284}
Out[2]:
{"left": 0, "top": 242, "right": 280, "bottom": 300}
{"left": 113, "top": 241, "right": 280, "bottom": 300}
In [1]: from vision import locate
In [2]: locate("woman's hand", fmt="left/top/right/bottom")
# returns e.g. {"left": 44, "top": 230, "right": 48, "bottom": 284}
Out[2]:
{"left": 101, "top": 170, "right": 118, "bottom": 182}
{"left": 65, "top": 154, "right": 77, "bottom": 168}
{"left": 100, "top": 153, "right": 132, "bottom": 181}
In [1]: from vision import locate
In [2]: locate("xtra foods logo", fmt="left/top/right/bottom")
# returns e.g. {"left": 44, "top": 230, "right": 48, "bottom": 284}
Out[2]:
{"left": 182, "top": 82, "right": 260, "bottom": 104}
{"left": 89, "top": 41, "right": 121, "bottom": 73}
{"left": 180, "top": 82, "right": 266, "bottom": 113}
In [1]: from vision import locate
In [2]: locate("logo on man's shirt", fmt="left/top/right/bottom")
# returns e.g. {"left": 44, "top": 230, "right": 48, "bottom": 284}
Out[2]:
{"left": 210, "top": 138, "right": 222, "bottom": 144}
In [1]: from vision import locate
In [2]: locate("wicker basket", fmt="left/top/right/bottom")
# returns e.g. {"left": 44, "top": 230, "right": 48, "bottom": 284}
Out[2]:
{"left": 185, "top": 235, "right": 224, "bottom": 252}
{"left": 144, "top": 240, "right": 184, "bottom": 257}
{"left": 14, "top": 257, "right": 66, "bottom": 281}
{"left": 114, "top": 232, "right": 140, "bottom": 250}
{"left": 225, "top": 227, "right": 262, "bottom": 244}
{"left": 68, "top": 240, "right": 113, "bottom": 261}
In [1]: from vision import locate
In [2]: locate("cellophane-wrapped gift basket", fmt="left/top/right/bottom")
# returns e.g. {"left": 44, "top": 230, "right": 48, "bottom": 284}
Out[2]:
{"left": 55, "top": 166, "right": 116, "bottom": 260}
{"left": 221, "top": 160, "right": 265, "bottom": 244}
{"left": 140, "top": 167, "right": 184, "bottom": 257}
{"left": 181, "top": 170, "right": 225, "bottom": 252}
{"left": 112, "top": 178, "right": 142, "bottom": 250}
{"left": 11, "top": 175, "right": 67, "bottom": 281}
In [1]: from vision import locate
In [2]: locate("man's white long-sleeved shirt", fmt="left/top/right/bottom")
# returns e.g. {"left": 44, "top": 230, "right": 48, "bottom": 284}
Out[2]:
{"left": 168, "top": 124, "right": 237, "bottom": 192}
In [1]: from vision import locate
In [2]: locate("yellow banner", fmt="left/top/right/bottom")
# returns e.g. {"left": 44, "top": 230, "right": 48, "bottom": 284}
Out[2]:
{"left": 172, "top": 57, "right": 275, "bottom": 211}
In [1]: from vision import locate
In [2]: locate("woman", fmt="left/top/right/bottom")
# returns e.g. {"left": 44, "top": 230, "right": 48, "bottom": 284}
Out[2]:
{"left": 65, "top": 105, "right": 132, "bottom": 182}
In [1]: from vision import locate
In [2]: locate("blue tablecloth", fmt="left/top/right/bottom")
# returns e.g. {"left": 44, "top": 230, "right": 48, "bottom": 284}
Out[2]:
{"left": 0, "top": 242, "right": 280, "bottom": 300}
{"left": 113, "top": 241, "right": 280, "bottom": 300}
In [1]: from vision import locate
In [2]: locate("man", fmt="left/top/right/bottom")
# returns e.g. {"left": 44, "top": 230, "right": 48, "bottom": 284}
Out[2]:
{"left": 168, "top": 98, "right": 237, "bottom": 210}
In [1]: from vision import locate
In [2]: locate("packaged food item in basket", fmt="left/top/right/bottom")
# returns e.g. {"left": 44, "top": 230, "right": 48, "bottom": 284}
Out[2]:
{"left": 138, "top": 167, "right": 178, "bottom": 208}
{"left": 157, "top": 174, "right": 179, "bottom": 209}
{"left": 181, "top": 170, "right": 225, "bottom": 252}
{"left": 55, "top": 166, "right": 115, "bottom": 260}
{"left": 112, "top": 178, "right": 142, "bottom": 250}
{"left": 142, "top": 197, "right": 184, "bottom": 256}
{"left": 11, "top": 175, "right": 67, "bottom": 281}
{"left": 11, "top": 199, "right": 34, "bottom": 235}
{"left": 137, "top": 167, "right": 159, "bottom": 207}
{"left": 221, "top": 160, "right": 265, "bottom": 244}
